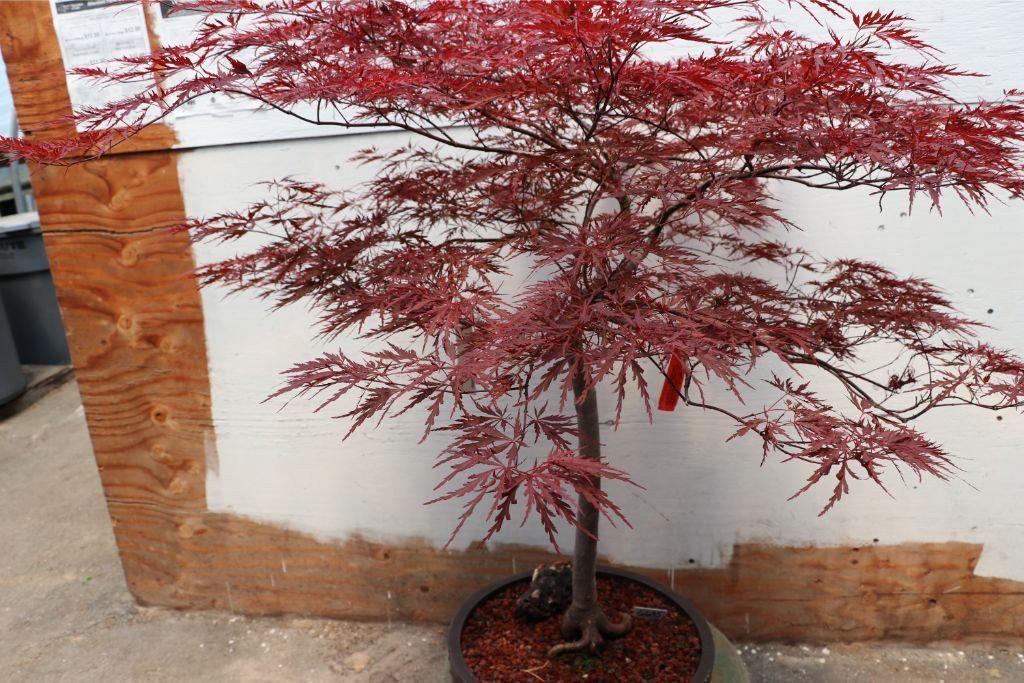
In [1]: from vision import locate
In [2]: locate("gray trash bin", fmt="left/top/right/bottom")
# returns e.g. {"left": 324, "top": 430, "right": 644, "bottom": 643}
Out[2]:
{"left": 0, "top": 212, "right": 71, "bottom": 364}
{"left": 0, "top": 298, "right": 26, "bottom": 404}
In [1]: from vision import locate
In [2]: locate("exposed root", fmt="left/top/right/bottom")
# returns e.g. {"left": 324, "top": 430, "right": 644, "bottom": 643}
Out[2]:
{"left": 598, "top": 609, "right": 633, "bottom": 637}
{"left": 547, "top": 605, "right": 633, "bottom": 658}
{"left": 548, "top": 623, "right": 603, "bottom": 658}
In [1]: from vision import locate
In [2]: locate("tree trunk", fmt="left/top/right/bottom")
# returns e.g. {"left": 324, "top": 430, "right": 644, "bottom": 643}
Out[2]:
{"left": 569, "top": 366, "right": 602, "bottom": 618}
{"left": 547, "top": 367, "right": 632, "bottom": 657}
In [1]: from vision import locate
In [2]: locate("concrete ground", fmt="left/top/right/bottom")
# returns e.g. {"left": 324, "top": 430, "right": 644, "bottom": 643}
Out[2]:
{"left": 2, "top": 379, "right": 1023, "bottom": 682}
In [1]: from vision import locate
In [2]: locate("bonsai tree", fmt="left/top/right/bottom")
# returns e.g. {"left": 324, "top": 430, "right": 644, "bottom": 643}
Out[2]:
{"left": 7, "top": 0, "right": 1024, "bottom": 656}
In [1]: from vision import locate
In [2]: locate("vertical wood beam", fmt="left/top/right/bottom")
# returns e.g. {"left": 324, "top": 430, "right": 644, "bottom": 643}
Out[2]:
{"left": 1, "top": 0, "right": 209, "bottom": 603}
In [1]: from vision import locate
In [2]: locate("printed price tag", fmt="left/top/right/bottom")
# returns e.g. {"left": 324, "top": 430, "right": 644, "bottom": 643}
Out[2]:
{"left": 632, "top": 605, "right": 669, "bottom": 621}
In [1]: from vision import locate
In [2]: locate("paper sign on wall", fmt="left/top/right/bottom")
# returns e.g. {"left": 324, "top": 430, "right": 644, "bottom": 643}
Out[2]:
{"left": 154, "top": 1, "right": 261, "bottom": 121}
{"left": 50, "top": 0, "right": 154, "bottom": 131}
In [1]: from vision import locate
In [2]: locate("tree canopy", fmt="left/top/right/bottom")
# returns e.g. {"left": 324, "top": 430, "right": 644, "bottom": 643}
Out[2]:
{"left": 5, "top": 0, "right": 1024, "bottom": 547}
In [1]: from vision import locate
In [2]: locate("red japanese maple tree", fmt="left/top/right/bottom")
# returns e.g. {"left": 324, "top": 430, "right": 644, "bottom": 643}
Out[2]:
{"left": 7, "top": 0, "right": 1024, "bottom": 656}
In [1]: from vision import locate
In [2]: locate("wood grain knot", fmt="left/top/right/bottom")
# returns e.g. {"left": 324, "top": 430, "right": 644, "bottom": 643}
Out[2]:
{"left": 116, "top": 314, "right": 136, "bottom": 335}
{"left": 150, "top": 444, "right": 172, "bottom": 463}
{"left": 119, "top": 242, "right": 140, "bottom": 266}
{"left": 149, "top": 404, "right": 171, "bottom": 426}
{"left": 177, "top": 519, "right": 207, "bottom": 539}
{"left": 168, "top": 471, "right": 193, "bottom": 495}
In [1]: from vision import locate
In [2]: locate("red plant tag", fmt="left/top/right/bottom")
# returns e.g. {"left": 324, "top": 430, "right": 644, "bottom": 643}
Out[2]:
{"left": 658, "top": 354, "right": 686, "bottom": 412}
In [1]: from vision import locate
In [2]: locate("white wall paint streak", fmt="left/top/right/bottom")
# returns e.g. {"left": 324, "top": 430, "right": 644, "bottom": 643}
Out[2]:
{"left": 177, "top": 2, "right": 1024, "bottom": 580}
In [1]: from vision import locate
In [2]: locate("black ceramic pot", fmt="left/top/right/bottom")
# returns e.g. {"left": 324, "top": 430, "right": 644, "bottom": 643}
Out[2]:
{"left": 448, "top": 565, "right": 717, "bottom": 683}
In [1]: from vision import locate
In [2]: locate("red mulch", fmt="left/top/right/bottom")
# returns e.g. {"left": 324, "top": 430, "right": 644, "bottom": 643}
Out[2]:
{"left": 460, "top": 575, "right": 702, "bottom": 682}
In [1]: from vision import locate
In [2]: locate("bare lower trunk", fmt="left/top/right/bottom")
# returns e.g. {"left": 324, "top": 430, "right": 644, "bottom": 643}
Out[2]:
{"left": 547, "top": 368, "right": 632, "bottom": 657}
{"left": 569, "top": 367, "right": 602, "bottom": 616}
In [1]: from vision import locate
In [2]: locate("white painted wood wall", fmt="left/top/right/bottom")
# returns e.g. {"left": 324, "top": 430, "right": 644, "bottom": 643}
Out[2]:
{"left": 163, "top": 1, "right": 1024, "bottom": 580}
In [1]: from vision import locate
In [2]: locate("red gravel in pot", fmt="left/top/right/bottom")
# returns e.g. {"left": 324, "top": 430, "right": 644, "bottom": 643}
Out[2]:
{"left": 461, "top": 575, "right": 701, "bottom": 682}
